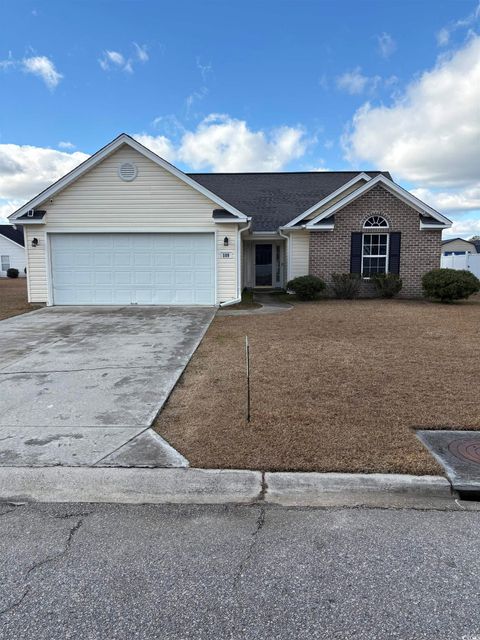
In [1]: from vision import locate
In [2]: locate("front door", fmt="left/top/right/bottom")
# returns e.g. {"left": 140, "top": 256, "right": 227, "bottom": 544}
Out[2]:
{"left": 255, "top": 244, "right": 273, "bottom": 286}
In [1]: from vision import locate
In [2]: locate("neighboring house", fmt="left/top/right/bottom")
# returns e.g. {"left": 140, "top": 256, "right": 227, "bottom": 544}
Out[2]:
{"left": 0, "top": 225, "right": 26, "bottom": 277}
{"left": 8, "top": 133, "right": 451, "bottom": 305}
{"left": 441, "top": 237, "right": 478, "bottom": 256}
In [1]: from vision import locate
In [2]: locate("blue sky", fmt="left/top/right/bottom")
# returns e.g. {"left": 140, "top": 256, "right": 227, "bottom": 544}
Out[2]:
{"left": 0, "top": 0, "right": 479, "bottom": 236}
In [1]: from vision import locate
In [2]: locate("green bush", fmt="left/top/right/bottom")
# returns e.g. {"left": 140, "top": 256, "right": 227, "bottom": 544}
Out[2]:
{"left": 331, "top": 273, "right": 361, "bottom": 299}
{"left": 286, "top": 275, "right": 325, "bottom": 300}
{"left": 372, "top": 273, "right": 403, "bottom": 298}
{"left": 422, "top": 268, "right": 480, "bottom": 302}
{"left": 6, "top": 268, "right": 19, "bottom": 278}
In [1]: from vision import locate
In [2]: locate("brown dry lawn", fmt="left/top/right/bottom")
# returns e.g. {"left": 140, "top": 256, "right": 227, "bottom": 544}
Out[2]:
{"left": 155, "top": 296, "right": 480, "bottom": 475}
{"left": 0, "top": 278, "right": 40, "bottom": 320}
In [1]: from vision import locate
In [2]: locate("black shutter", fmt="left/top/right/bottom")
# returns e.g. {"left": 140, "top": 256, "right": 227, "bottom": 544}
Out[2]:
{"left": 388, "top": 232, "right": 401, "bottom": 274}
{"left": 350, "top": 232, "right": 362, "bottom": 274}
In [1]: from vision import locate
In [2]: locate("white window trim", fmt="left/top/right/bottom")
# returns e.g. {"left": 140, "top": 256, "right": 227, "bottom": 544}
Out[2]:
{"left": 363, "top": 215, "right": 389, "bottom": 229}
{"left": 361, "top": 233, "right": 389, "bottom": 279}
{"left": 1, "top": 255, "right": 10, "bottom": 271}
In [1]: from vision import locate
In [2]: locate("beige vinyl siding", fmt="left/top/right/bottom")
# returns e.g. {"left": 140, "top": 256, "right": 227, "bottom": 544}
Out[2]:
{"left": 30, "top": 144, "right": 240, "bottom": 304}
{"left": 216, "top": 224, "right": 238, "bottom": 302}
{"left": 442, "top": 239, "right": 476, "bottom": 254}
{"left": 24, "top": 226, "right": 47, "bottom": 302}
{"left": 303, "top": 179, "right": 369, "bottom": 221}
{"left": 45, "top": 146, "right": 220, "bottom": 229}
{"left": 289, "top": 230, "right": 310, "bottom": 280}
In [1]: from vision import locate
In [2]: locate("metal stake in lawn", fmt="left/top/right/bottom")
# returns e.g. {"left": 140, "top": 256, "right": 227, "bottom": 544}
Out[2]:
{"left": 245, "top": 335, "right": 251, "bottom": 422}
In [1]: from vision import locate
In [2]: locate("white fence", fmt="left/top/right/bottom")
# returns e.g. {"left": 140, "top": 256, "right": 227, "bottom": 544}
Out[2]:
{"left": 441, "top": 253, "right": 480, "bottom": 278}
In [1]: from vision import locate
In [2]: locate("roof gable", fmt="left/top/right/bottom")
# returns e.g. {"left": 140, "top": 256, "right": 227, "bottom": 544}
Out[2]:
{"left": 306, "top": 174, "right": 451, "bottom": 229}
{"left": 9, "top": 134, "right": 248, "bottom": 222}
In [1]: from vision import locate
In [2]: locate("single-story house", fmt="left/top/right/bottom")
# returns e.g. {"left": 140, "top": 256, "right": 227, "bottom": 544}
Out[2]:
{"left": 441, "top": 237, "right": 479, "bottom": 256}
{"left": 0, "top": 225, "right": 26, "bottom": 277}
{"left": 8, "top": 133, "right": 451, "bottom": 305}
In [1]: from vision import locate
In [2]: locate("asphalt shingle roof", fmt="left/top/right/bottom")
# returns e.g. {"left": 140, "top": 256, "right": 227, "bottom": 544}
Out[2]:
{"left": 0, "top": 225, "right": 24, "bottom": 246}
{"left": 188, "top": 171, "right": 391, "bottom": 231}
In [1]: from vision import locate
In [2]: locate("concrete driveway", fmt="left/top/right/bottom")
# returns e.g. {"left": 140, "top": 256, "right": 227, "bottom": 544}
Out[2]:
{"left": 0, "top": 306, "right": 214, "bottom": 466}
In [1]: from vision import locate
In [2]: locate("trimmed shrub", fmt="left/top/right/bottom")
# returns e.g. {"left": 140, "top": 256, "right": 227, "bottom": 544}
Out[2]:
{"left": 6, "top": 268, "right": 19, "bottom": 278}
{"left": 422, "top": 268, "right": 480, "bottom": 302}
{"left": 286, "top": 275, "right": 325, "bottom": 300}
{"left": 372, "top": 273, "right": 403, "bottom": 298}
{"left": 331, "top": 273, "right": 361, "bottom": 299}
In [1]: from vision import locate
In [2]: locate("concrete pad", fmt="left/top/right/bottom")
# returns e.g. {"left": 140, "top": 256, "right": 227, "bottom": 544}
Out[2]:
{"left": 0, "top": 306, "right": 213, "bottom": 466}
{"left": 417, "top": 430, "right": 480, "bottom": 492}
{"left": 96, "top": 429, "right": 189, "bottom": 468}
{"left": 265, "top": 472, "right": 453, "bottom": 508}
{"left": 0, "top": 367, "right": 173, "bottom": 428}
{"left": 0, "top": 426, "right": 145, "bottom": 466}
{"left": 0, "top": 467, "right": 263, "bottom": 504}
{"left": 0, "top": 306, "right": 214, "bottom": 429}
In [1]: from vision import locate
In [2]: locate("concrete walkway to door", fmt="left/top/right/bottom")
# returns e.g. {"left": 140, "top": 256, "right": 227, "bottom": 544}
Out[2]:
{"left": 0, "top": 306, "right": 214, "bottom": 467}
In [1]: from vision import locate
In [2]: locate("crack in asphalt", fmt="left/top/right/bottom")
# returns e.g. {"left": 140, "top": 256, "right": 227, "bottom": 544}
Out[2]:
{"left": 0, "top": 514, "right": 87, "bottom": 617}
{"left": 232, "top": 506, "right": 266, "bottom": 590}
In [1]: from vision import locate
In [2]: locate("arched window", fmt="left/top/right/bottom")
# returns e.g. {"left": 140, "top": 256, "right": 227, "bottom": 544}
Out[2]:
{"left": 363, "top": 215, "right": 389, "bottom": 228}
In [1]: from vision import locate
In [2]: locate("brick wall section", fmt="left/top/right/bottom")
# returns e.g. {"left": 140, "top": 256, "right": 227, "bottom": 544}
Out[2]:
{"left": 308, "top": 184, "right": 442, "bottom": 298}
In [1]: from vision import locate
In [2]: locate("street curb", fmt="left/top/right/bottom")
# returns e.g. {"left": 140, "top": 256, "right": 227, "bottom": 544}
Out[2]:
{"left": 265, "top": 472, "right": 454, "bottom": 508}
{"left": 0, "top": 467, "right": 262, "bottom": 505}
{"left": 0, "top": 467, "right": 457, "bottom": 507}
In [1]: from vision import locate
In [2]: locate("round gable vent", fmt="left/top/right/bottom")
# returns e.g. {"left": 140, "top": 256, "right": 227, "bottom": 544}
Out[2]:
{"left": 118, "top": 162, "right": 137, "bottom": 182}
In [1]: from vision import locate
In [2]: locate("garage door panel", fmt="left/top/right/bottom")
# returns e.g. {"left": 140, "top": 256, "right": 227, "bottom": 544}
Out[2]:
{"left": 94, "top": 272, "right": 113, "bottom": 285}
{"left": 114, "top": 252, "right": 132, "bottom": 267}
{"left": 114, "top": 272, "right": 133, "bottom": 285}
{"left": 51, "top": 233, "right": 215, "bottom": 305}
{"left": 133, "top": 253, "right": 152, "bottom": 267}
{"left": 175, "top": 252, "right": 193, "bottom": 267}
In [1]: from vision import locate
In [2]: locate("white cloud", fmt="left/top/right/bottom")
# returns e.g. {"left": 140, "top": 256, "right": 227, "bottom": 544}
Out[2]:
{"left": 133, "top": 134, "right": 176, "bottom": 161}
{"left": 58, "top": 141, "right": 75, "bottom": 150}
{"left": 99, "top": 50, "right": 126, "bottom": 71}
{"left": 177, "top": 114, "right": 308, "bottom": 171}
{"left": 99, "top": 44, "right": 149, "bottom": 73}
{"left": 185, "top": 86, "right": 208, "bottom": 117}
{"left": 133, "top": 42, "right": 149, "bottom": 63}
{"left": 411, "top": 185, "right": 480, "bottom": 213}
{"left": 445, "top": 217, "right": 480, "bottom": 239}
{"left": 0, "top": 54, "right": 63, "bottom": 89}
{"left": 377, "top": 32, "right": 396, "bottom": 58}
{"left": 22, "top": 55, "right": 63, "bottom": 89}
{"left": 0, "top": 144, "right": 88, "bottom": 203}
{"left": 343, "top": 35, "right": 480, "bottom": 187}
{"left": 135, "top": 114, "right": 310, "bottom": 172}
{"left": 436, "top": 28, "right": 450, "bottom": 47}
{"left": 343, "top": 35, "right": 480, "bottom": 227}
{"left": 106, "top": 50, "right": 125, "bottom": 66}
{"left": 436, "top": 2, "right": 480, "bottom": 46}
{"left": 0, "top": 199, "right": 22, "bottom": 223}
{"left": 336, "top": 67, "right": 381, "bottom": 95}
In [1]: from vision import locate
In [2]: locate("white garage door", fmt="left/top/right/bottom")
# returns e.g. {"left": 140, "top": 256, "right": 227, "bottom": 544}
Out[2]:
{"left": 50, "top": 233, "right": 215, "bottom": 305}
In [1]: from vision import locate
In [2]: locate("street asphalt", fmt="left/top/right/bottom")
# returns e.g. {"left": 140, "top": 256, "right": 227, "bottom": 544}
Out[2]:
{"left": 1, "top": 502, "right": 480, "bottom": 639}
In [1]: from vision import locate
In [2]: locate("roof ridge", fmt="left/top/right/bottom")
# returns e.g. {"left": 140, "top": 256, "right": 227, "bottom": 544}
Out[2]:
{"left": 188, "top": 170, "right": 388, "bottom": 176}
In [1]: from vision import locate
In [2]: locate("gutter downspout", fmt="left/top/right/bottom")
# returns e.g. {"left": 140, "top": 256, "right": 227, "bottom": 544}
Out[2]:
{"left": 278, "top": 226, "right": 290, "bottom": 286}
{"left": 219, "top": 219, "right": 252, "bottom": 307}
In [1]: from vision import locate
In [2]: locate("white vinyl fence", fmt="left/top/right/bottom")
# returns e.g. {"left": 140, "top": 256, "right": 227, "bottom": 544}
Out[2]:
{"left": 441, "top": 253, "right": 480, "bottom": 278}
